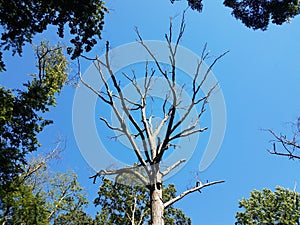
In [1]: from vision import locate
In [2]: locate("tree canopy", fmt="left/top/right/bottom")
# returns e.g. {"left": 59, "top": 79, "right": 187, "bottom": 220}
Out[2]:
{"left": 0, "top": 151, "right": 93, "bottom": 225}
{"left": 0, "top": 0, "right": 108, "bottom": 71}
{"left": 235, "top": 186, "right": 300, "bottom": 224}
{"left": 170, "top": 0, "right": 300, "bottom": 30}
{"left": 0, "top": 151, "right": 191, "bottom": 225}
{"left": 0, "top": 41, "right": 68, "bottom": 184}
{"left": 224, "top": 0, "right": 300, "bottom": 30}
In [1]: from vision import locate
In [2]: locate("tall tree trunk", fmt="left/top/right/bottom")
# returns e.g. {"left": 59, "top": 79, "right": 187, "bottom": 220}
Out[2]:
{"left": 150, "top": 165, "right": 164, "bottom": 225}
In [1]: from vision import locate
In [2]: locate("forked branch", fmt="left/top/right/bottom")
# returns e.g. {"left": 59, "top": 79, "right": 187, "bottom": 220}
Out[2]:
{"left": 265, "top": 126, "right": 300, "bottom": 160}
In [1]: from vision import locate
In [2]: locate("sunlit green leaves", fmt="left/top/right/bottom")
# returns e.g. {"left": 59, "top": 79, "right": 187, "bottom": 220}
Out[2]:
{"left": 0, "top": 41, "right": 68, "bottom": 183}
{"left": 0, "top": 182, "right": 50, "bottom": 225}
{"left": 0, "top": 154, "right": 93, "bottom": 225}
{"left": 235, "top": 186, "right": 300, "bottom": 224}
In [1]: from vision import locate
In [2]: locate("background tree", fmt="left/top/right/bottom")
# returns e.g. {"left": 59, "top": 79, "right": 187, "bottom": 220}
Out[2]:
{"left": 0, "top": 181, "right": 49, "bottom": 225}
{"left": 85, "top": 15, "right": 224, "bottom": 225}
{"left": 0, "top": 147, "right": 93, "bottom": 225}
{"left": 0, "top": 41, "right": 68, "bottom": 185}
{"left": 0, "top": 0, "right": 108, "bottom": 71}
{"left": 94, "top": 177, "right": 191, "bottom": 225}
{"left": 235, "top": 186, "right": 300, "bottom": 224}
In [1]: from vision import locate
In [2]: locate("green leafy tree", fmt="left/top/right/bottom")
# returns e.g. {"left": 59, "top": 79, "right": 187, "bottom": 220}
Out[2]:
{"left": 0, "top": 41, "right": 68, "bottom": 184}
{"left": 0, "top": 180, "right": 49, "bottom": 225}
{"left": 0, "top": 150, "right": 93, "bottom": 225}
{"left": 224, "top": 0, "right": 300, "bottom": 30}
{"left": 94, "top": 177, "right": 191, "bottom": 225}
{"left": 0, "top": 0, "right": 108, "bottom": 71}
{"left": 47, "top": 171, "right": 93, "bottom": 224}
{"left": 235, "top": 186, "right": 300, "bottom": 225}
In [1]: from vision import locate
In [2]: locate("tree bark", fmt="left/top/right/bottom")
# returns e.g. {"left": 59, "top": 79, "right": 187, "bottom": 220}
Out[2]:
{"left": 150, "top": 165, "right": 164, "bottom": 225}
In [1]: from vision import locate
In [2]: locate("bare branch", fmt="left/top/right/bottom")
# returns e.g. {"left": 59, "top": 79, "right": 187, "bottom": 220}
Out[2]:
{"left": 198, "top": 51, "right": 229, "bottom": 89}
{"left": 90, "top": 166, "right": 148, "bottom": 185}
{"left": 21, "top": 140, "right": 63, "bottom": 184}
{"left": 170, "top": 127, "right": 207, "bottom": 141}
{"left": 265, "top": 128, "right": 300, "bottom": 159}
{"left": 78, "top": 67, "right": 111, "bottom": 105}
{"left": 268, "top": 148, "right": 300, "bottom": 160}
{"left": 162, "top": 159, "right": 186, "bottom": 177}
{"left": 100, "top": 117, "right": 124, "bottom": 132}
{"left": 104, "top": 42, "right": 149, "bottom": 166}
{"left": 164, "top": 180, "right": 225, "bottom": 208}
{"left": 135, "top": 28, "right": 168, "bottom": 80}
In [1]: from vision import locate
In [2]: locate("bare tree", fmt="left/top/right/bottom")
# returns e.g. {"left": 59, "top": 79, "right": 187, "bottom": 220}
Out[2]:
{"left": 266, "top": 117, "right": 300, "bottom": 160}
{"left": 81, "top": 15, "right": 226, "bottom": 225}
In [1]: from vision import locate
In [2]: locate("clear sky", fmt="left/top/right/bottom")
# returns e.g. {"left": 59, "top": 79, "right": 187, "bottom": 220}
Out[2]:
{"left": 1, "top": 0, "right": 300, "bottom": 224}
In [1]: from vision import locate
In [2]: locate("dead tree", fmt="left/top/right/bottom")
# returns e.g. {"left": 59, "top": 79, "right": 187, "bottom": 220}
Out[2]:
{"left": 82, "top": 16, "right": 226, "bottom": 225}
{"left": 266, "top": 117, "right": 300, "bottom": 160}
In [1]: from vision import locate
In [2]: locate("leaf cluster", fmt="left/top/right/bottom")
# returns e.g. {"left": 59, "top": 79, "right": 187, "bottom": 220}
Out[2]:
{"left": 170, "top": 0, "right": 203, "bottom": 12}
{"left": 0, "top": 0, "right": 108, "bottom": 71}
{"left": 224, "top": 0, "right": 300, "bottom": 30}
{"left": 0, "top": 179, "right": 49, "bottom": 225}
{"left": 235, "top": 186, "right": 300, "bottom": 224}
{"left": 0, "top": 154, "right": 93, "bottom": 225}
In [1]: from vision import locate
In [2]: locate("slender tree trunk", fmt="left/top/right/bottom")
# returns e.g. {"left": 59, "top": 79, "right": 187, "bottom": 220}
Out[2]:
{"left": 150, "top": 165, "right": 164, "bottom": 225}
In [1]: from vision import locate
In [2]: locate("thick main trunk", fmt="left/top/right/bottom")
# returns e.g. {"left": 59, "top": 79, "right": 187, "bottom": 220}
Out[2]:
{"left": 150, "top": 166, "right": 164, "bottom": 225}
{"left": 151, "top": 187, "right": 164, "bottom": 225}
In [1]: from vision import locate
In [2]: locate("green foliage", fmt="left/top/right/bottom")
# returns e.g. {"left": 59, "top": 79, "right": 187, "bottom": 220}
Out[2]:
{"left": 46, "top": 172, "right": 91, "bottom": 223}
{"left": 0, "top": 0, "right": 108, "bottom": 70}
{"left": 53, "top": 211, "right": 94, "bottom": 225}
{"left": 224, "top": 0, "right": 300, "bottom": 30}
{"left": 0, "top": 179, "right": 50, "bottom": 225}
{"left": 0, "top": 154, "right": 92, "bottom": 225}
{"left": 94, "top": 177, "right": 191, "bottom": 225}
{"left": 0, "top": 41, "right": 68, "bottom": 184}
{"left": 235, "top": 186, "right": 300, "bottom": 224}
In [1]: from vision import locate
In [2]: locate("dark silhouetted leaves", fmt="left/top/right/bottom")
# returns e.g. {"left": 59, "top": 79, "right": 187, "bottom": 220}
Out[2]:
{"left": 224, "top": 0, "right": 300, "bottom": 30}
{"left": 0, "top": 0, "right": 108, "bottom": 69}
{"left": 170, "top": 0, "right": 203, "bottom": 12}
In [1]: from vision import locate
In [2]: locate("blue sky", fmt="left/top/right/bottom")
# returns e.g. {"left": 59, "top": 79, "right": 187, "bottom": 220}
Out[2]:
{"left": 1, "top": 0, "right": 300, "bottom": 224}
